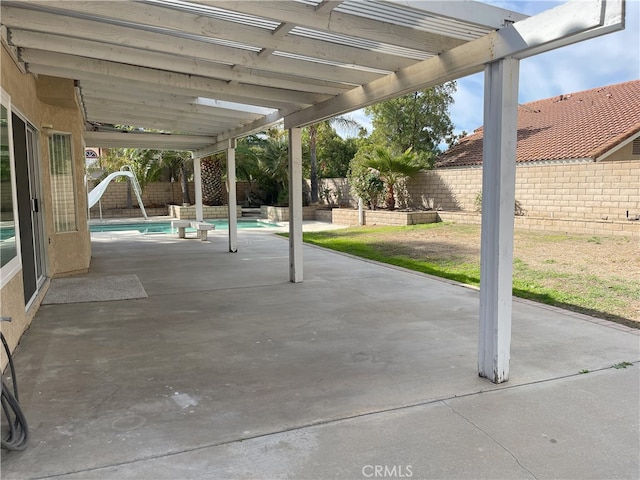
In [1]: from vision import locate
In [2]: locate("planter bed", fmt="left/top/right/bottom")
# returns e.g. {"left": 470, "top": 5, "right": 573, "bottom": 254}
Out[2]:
{"left": 169, "top": 205, "right": 242, "bottom": 219}
{"left": 260, "top": 205, "right": 319, "bottom": 222}
{"left": 332, "top": 208, "right": 438, "bottom": 226}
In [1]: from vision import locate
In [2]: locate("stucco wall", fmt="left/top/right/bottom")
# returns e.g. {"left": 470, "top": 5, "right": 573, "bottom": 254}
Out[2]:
{"left": 1, "top": 44, "right": 90, "bottom": 354}
{"left": 407, "top": 159, "right": 640, "bottom": 222}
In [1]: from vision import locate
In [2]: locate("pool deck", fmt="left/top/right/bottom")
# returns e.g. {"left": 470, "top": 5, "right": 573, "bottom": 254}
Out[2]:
{"left": 2, "top": 224, "right": 639, "bottom": 479}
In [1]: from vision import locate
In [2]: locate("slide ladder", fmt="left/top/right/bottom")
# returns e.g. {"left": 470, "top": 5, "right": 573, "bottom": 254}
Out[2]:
{"left": 88, "top": 167, "right": 148, "bottom": 220}
{"left": 120, "top": 166, "right": 148, "bottom": 220}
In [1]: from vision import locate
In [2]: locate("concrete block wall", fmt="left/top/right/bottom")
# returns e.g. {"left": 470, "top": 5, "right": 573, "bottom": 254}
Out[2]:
{"left": 407, "top": 160, "right": 640, "bottom": 222}
{"left": 437, "top": 211, "right": 639, "bottom": 237}
{"left": 168, "top": 205, "right": 242, "bottom": 219}
{"left": 88, "top": 181, "right": 198, "bottom": 209}
{"left": 332, "top": 209, "right": 438, "bottom": 226}
{"left": 260, "top": 205, "right": 320, "bottom": 221}
{"left": 87, "top": 181, "right": 255, "bottom": 214}
{"left": 306, "top": 178, "right": 357, "bottom": 207}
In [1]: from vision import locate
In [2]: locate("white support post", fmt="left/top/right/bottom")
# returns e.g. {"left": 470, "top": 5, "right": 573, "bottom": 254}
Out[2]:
{"left": 478, "top": 57, "right": 519, "bottom": 384}
{"left": 227, "top": 139, "right": 238, "bottom": 253}
{"left": 193, "top": 154, "right": 203, "bottom": 222}
{"left": 288, "top": 128, "right": 303, "bottom": 283}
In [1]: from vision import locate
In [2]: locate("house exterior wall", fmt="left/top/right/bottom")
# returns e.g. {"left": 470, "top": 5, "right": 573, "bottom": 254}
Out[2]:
{"left": 407, "top": 159, "right": 640, "bottom": 223}
{"left": 601, "top": 139, "right": 640, "bottom": 162}
{"left": 1, "top": 44, "right": 90, "bottom": 355}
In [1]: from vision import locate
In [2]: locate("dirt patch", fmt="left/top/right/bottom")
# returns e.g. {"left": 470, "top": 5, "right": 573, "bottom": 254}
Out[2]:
{"left": 335, "top": 224, "right": 640, "bottom": 324}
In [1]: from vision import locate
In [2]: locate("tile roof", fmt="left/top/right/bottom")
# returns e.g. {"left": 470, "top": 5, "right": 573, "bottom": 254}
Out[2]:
{"left": 436, "top": 79, "right": 640, "bottom": 168}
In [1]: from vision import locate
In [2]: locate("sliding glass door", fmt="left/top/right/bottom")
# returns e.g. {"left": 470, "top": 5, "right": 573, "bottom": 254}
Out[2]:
{"left": 12, "top": 112, "right": 46, "bottom": 307}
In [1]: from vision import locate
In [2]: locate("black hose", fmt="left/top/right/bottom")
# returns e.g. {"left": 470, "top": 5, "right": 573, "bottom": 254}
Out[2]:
{"left": 1, "top": 332, "right": 29, "bottom": 451}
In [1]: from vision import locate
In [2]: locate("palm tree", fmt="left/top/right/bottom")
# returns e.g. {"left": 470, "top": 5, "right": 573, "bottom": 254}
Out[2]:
{"left": 200, "top": 153, "right": 225, "bottom": 206}
{"left": 261, "top": 128, "right": 290, "bottom": 205}
{"left": 363, "top": 146, "right": 428, "bottom": 210}
{"left": 160, "top": 150, "right": 192, "bottom": 205}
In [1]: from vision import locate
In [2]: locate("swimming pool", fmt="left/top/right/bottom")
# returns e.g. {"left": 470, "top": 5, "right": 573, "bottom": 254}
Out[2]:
{"left": 90, "top": 219, "right": 280, "bottom": 234}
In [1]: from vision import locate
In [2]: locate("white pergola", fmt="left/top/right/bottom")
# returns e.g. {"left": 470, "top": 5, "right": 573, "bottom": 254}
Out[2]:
{"left": 1, "top": 0, "right": 624, "bottom": 383}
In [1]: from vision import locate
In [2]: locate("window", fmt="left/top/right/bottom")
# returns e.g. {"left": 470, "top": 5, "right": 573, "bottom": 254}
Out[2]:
{"left": 49, "top": 133, "right": 77, "bottom": 232}
{"left": 632, "top": 137, "right": 640, "bottom": 156}
{"left": 0, "top": 91, "right": 21, "bottom": 287}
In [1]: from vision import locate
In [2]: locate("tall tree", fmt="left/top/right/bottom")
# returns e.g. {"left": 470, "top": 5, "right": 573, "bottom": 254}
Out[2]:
{"left": 261, "top": 128, "right": 290, "bottom": 205}
{"left": 160, "top": 150, "right": 192, "bottom": 205}
{"left": 200, "top": 153, "right": 225, "bottom": 206}
{"left": 313, "top": 123, "right": 358, "bottom": 178}
{"left": 365, "top": 82, "right": 457, "bottom": 157}
{"left": 307, "top": 116, "right": 360, "bottom": 202}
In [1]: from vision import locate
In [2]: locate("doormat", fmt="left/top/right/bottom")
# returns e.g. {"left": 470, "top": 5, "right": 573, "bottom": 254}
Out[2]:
{"left": 42, "top": 274, "right": 148, "bottom": 305}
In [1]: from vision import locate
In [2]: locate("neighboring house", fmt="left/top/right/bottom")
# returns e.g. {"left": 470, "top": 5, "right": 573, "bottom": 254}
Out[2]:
{"left": 407, "top": 80, "right": 640, "bottom": 234}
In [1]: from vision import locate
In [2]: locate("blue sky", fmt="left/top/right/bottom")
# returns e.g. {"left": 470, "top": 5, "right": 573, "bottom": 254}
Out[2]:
{"left": 348, "top": 0, "right": 640, "bottom": 138}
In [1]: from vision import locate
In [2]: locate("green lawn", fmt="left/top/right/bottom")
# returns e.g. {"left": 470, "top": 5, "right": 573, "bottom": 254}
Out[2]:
{"left": 287, "top": 223, "right": 639, "bottom": 327}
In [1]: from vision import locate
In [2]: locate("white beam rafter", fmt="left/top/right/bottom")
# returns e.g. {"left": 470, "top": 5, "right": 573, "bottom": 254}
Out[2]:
{"left": 193, "top": 0, "right": 467, "bottom": 53}
{"left": 82, "top": 99, "right": 260, "bottom": 128}
{"left": 84, "top": 113, "right": 224, "bottom": 135}
{"left": 9, "top": 31, "right": 354, "bottom": 96}
{"left": 80, "top": 91, "right": 264, "bottom": 123}
{"left": 2, "top": 3, "right": 410, "bottom": 74}
{"left": 285, "top": 0, "right": 624, "bottom": 129}
{"left": 383, "top": 0, "right": 528, "bottom": 28}
{"left": 84, "top": 131, "right": 215, "bottom": 150}
{"left": 83, "top": 108, "right": 231, "bottom": 132}
{"left": 20, "top": 50, "right": 327, "bottom": 109}
{"left": 79, "top": 79, "right": 275, "bottom": 119}
{"left": 315, "top": 0, "right": 344, "bottom": 14}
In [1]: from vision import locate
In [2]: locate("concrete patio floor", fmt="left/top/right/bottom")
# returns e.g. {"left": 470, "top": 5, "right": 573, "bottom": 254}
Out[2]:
{"left": 2, "top": 225, "right": 639, "bottom": 479}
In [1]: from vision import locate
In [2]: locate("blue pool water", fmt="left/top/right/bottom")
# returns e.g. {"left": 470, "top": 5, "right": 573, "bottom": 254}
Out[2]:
{"left": 0, "top": 227, "right": 16, "bottom": 241}
{"left": 90, "top": 219, "right": 279, "bottom": 234}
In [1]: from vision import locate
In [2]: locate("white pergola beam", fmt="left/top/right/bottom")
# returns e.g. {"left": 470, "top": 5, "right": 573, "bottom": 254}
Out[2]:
{"left": 80, "top": 91, "right": 264, "bottom": 122}
{"left": 80, "top": 80, "right": 274, "bottom": 119}
{"left": 83, "top": 101, "right": 244, "bottom": 127}
{"left": 315, "top": 0, "right": 344, "bottom": 14}
{"left": 383, "top": 0, "right": 528, "bottom": 28}
{"left": 194, "top": 1, "right": 467, "bottom": 53}
{"left": 284, "top": 0, "right": 623, "bottom": 128}
{"left": 288, "top": 128, "right": 303, "bottom": 283}
{"left": 478, "top": 58, "right": 519, "bottom": 384}
{"left": 1, "top": 6, "right": 396, "bottom": 83}
{"left": 25, "top": 63, "right": 300, "bottom": 114}
{"left": 10, "top": 30, "right": 354, "bottom": 96}
{"left": 21, "top": 50, "right": 325, "bottom": 109}
{"left": 193, "top": 111, "right": 285, "bottom": 159}
{"left": 84, "top": 131, "right": 215, "bottom": 151}
{"left": 84, "top": 113, "right": 223, "bottom": 136}
{"left": 511, "top": 0, "right": 624, "bottom": 58}
{"left": 12, "top": 1, "right": 416, "bottom": 71}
